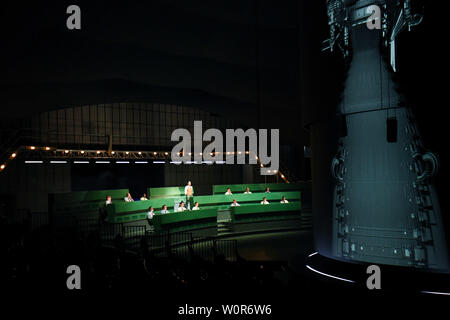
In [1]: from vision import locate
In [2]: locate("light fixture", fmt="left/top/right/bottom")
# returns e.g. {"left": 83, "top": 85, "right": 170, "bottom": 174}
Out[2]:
{"left": 138, "top": 152, "right": 142, "bottom": 155}
{"left": 80, "top": 150, "right": 85, "bottom": 154}
{"left": 96, "top": 151, "right": 101, "bottom": 154}
{"left": 30, "top": 146, "right": 36, "bottom": 150}
{"left": 126, "top": 151, "right": 129, "bottom": 155}
{"left": 111, "top": 151, "right": 115, "bottom": 155}
{"left": 64, "top": 150, "right": 69, "bottom": 154}
{"left": 164, "top": 152, "right": 168, "bottom": 155}
{"left": 153, "top": 152, "right": 157, "bottom": 155}
{"left": 11, "top": 153, "right": 16, "bottom": 158}
{"left": 45, "top": 147, "right": 51, "bottom": 151}
{"left": 0, "top": 164, "right": 5, "bottom": 170}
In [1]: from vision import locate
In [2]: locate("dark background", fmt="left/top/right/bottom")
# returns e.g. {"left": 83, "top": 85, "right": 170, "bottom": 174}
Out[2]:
{"left": 1, "top": 0, "right": 449, "bottom": 251}
{"left": 71, "top": 164, "right": 164, "bottom": 196}
{"left": 0, "top": 0, "right": 316, "bottom": 150}
{"left": 0, "top": 1, "right": 444, "bottom": 148}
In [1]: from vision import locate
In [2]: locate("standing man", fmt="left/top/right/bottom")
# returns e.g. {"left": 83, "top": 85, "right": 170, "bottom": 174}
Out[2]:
{"left": 184, "top": 181, "right": 194, "bottom": 210}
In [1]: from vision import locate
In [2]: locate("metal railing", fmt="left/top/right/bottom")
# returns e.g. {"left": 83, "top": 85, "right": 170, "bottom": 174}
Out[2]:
{"left": 2, "top": 208, "right": 238, "bottom": 263}
{"left": 145, "top": 233, "right": 237, "bottom": 263}
{"left": 3, "top": 210, "right": 50, "bottom": 231}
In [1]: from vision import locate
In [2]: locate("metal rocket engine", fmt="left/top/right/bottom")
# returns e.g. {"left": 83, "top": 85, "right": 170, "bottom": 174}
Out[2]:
{"left": 320, "top": 0, "right": 448, "bottom": 270}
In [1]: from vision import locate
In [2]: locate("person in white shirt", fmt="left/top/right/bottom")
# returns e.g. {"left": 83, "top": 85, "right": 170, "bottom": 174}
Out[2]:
{"left": 184, "top": 181, "right": 194, "bottom": 209}
{"left": 177, "top": 201, "right": 187, "bottom": 212}
{"left": 264, "top": 187, "right": 271, "bottom": 193}
{"left": 140, "top": 193, "right": 149, "bottom": 201}
{"left": 243, "top": 187, "right": 252, "bottom": 194}
{"left": 147, "top": 206, "right": 155, "bottom": 219}
{"left": 231, "top": 199, "right": 240, "bottom": 207}
{"left": 261, "top": 197, "right": 270, "bottom": 205}
{"left": 225, "top": 187, "right": 232, "bottom": 195}
{"left": 192, "top": 202, "right": 200, "bottom": 210}
{"left": 101, "top": 195, "right": 112, "bottom": 222}
{"left": 124, "top": 192, "right": 134, "bottom": 202}
{"left": 147, "top": 206, "right": 155, "bottom": 228}
{"left": 161, "top": 205, "right": 170, "bottom": 214}
{"left": 280, "top": 196, "right": 289, "bottom": 204}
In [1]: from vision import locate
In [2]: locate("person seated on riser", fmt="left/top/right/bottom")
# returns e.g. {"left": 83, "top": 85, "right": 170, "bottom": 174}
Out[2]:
{"left": 124, "top": 192, "right": 134, "bottom": 202}
{"left": 192, "top": 202, "right": 200, "bottom": 210}
{"left": 161, "top": 205, "right": 170, "bottom": 214}
{"left": 177, "top": 201, "right": 187, "bottom": 212}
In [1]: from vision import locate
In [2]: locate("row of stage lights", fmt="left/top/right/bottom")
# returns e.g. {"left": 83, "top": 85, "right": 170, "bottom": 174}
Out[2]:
{"left": 21, "top": 160, "right": 282, "bottom": 175}
{"left": 26, "top": 146, "right": 254, "bottom": 157}
{"left": 0, "top": 152, "right": 17, "bottom": 172}
{"left": 1, "top": 146, "right": 288, "bottom": 182}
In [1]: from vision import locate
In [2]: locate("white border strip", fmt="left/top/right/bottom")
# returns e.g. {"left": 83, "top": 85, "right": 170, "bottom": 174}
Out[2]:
{"left": 421, "top": 291, "right": 450, "bottom": 296}
{"left": 306, "top": 265, "right": 355, "bottom": 283}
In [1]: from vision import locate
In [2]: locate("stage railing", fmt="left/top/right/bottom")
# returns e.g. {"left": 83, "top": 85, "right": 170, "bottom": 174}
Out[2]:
{"left": 2, "top": 210, "right": 238, "bottom": 263}
{"left": 3, "top": 210, "right": 50, "bottom": 231}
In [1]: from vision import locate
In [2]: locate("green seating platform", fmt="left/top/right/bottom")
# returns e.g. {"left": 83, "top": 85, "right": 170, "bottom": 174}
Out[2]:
{"left": 106, "top": 190, "right": 302, "bottom": 225}
{"left": 152, "top": 208, "right": 219, "bottom": 232}
{"left": 150, "top": 202, "right": 302, "bottom": 233}
{"left": 148, "top": 186, "right": 188, "bottom": 198}
{"left": 232, "top": 202, "right": 301, "bottom": 223}
{"left": 54, "top": 182, "right": 311, "bottom": 234}
{"left": 52, "top": 188, "right": 129, "bottom": 216}
{"left": 194, "top": 191, "right": 300, "bottom": 208}
{"left": 106, "top": 196, "right": 186, "bottom": 223}
{"left": 212, "top": 182, "right": 309, "bottom": 194}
